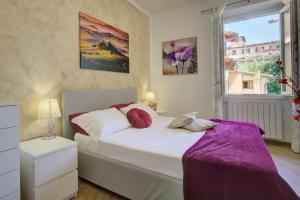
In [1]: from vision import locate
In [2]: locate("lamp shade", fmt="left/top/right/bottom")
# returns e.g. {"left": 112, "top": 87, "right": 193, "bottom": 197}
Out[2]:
{"left": 38, "top": 99, "right": 61, "bottom": 119}
{"left": 146, "top": 92, "right": 156, "bottom": 102}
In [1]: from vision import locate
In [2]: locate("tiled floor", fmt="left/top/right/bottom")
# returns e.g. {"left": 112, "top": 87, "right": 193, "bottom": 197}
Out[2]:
{"left": 73, "top": 143, "right": 300, "bottom": 200}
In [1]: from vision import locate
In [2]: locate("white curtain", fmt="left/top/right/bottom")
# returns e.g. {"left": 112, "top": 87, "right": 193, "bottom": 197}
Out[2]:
{"left": 291, "top": 0, "right": 300, "bottom": 89}
{"left": 211, "top": 5, "right": 226, "bottom": 118}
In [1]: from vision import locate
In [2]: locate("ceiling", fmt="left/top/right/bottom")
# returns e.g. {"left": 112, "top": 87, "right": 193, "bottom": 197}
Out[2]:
{"left": 128, "top": 0, "right": 288, "bottom": 16}
{"left": 224, "top": 0, "right": 285, "bottom": 23}
{"left": 128, "top": 0, "right": 204, "bottom": 15}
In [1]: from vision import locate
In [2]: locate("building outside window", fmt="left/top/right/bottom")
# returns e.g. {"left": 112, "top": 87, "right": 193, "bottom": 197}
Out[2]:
{"left": 224, "top": 13, "right": 292, "bottom": 95}
{"left": 243, "top": 80, "right": 254, "bottom": 89}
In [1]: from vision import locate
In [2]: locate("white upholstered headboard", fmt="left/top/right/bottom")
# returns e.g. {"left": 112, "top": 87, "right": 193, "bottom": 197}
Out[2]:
{"left": 62, "top": 88, "right": 137, "bottom": 140}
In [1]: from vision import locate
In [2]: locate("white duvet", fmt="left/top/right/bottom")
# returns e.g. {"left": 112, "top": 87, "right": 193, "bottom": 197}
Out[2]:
{"left": 75, "top": 116, "right": 204, "bottom": 179}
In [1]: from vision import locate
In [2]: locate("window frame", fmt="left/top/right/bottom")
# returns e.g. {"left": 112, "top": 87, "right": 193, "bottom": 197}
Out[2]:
{"left": 224, "top": 12, "right": 291, "bottom": 96}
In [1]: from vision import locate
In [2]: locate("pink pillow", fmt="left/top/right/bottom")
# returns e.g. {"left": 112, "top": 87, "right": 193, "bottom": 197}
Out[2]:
{"left": 110, "top": 102, "right": 134, "bottom": 110}
{"left": 127, "top": 108, "right": 152, "bottom": 128}
{"left": 69, "top": 112, "right": 88, "bottom": 135}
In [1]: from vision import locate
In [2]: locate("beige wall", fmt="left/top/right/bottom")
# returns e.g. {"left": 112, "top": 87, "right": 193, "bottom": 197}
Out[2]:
{"left": 0, "top": 0, "right": 150, "bottom": 141}
{"left": 227, "top": 72, "right": 242, "bottom": 94}
{"left": 150, "top": 1, "right": 226, "bottom": 118}
{"left": 227, "top": 71, "right": 271, "bottom": 94}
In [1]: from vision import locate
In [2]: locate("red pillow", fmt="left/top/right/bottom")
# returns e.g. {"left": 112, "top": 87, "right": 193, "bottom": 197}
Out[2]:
{"left": 110, "top": 102, "right": 133, "bottom": 110}
{"left": 69, "top": 112, "right": 88, "bottom": 135}
{"left": 127, "top": 108, "right": 152, "bottom": 128}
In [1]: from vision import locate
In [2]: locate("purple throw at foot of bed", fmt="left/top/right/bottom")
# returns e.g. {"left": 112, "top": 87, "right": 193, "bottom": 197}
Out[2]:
{"left": 182, "top": 119, "right": 299, "bottom": 200}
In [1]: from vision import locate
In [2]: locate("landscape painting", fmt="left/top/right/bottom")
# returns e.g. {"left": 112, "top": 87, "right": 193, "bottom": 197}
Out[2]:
{"left": 162, "top": 37, "right": 198, "bottom": 75}
{"left": 79, "top": 12, "right": 129, "bottom": 73}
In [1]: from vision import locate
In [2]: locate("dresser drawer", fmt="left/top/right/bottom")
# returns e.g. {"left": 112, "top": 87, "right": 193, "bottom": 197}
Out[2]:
{"left": 0, "top": 191, "right": 19, "bottom": 200}
{"left": 34, "top": 146, "right": 77, "bottom": 187}
{"left": 34, "top": 170, "right": 77, "bottom": 200}
{"left": 0, "top": 106, "right": 18, "bottom": 130}
{"left": 0, "top": 127, "right": 19, "bottom": 152}
{"left": 0, "top": 170, "right": 19, "bottom": 198}
{"left": 0, "top": 148, "right": 19, "bottom": 176}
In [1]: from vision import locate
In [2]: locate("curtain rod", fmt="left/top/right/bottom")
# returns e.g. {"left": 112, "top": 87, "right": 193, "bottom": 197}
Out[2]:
{"left": 227, "top": 0, "right": 250, "bottom": 7}
{"left": 200, "top": 0, "right": 251, "bottom": 14}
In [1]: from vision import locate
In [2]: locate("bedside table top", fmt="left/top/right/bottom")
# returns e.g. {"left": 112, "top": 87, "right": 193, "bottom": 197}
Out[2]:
{"left": 156, "top": 109, "right": 167, "bottom": 114}
{"left": 0, "top": 101, "right": 18, "bottom": 107}
{"left": 20, "top": 136, "right": 77, "bottom": 159}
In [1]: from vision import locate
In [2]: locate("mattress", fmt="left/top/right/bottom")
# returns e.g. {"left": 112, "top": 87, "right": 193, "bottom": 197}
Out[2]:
{"left": 75, "top": 116, "right": 204, "bottom": 179}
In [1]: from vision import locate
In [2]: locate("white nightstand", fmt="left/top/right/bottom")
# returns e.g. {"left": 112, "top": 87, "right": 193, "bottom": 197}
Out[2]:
{"left": 156, "top": 109, "right": 168, "bottom": 116}
{"left": 20, "top": 136, "right": 78, "bottom": 200}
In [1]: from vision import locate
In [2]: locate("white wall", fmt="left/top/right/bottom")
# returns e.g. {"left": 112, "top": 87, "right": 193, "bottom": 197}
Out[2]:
{"left": 150, "top": 1, "right": 224, "bottom": 118}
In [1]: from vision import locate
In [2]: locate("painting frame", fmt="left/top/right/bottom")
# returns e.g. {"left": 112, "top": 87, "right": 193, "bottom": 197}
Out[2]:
{"left": 162, "top": 37, "right": 198, "bottom": 75}
{"left": 79, "top": 12, "right": 130, "bottom": 73}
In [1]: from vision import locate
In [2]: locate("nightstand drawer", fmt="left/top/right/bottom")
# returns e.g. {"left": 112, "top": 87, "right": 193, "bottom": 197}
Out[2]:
{"left": 0, "top": 170, "right": 19, "bottom": 199}
{"left": 0, "top": 191, "right": 20, "bottom": 200}
{"left": 34, "top": 146, "right": 77, "bottom": 187}
{"left": 0, "top": 148, "right": 19, "bottom": 176}
{"left": 34, "top": 170, "right": 77, "bottom": 200}
{"left": 0, "top": 127, "right": 19, "bottom": 152}
{"left": 0, "top": 106, "right": 18, "bottom": 130}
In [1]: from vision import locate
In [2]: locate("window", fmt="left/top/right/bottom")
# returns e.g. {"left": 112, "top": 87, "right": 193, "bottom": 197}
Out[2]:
{"left": 224, "top": 12, "right": 292, "bottom": 95}
{"left": 243, "top": 80, "right": 253, "bottom": 89}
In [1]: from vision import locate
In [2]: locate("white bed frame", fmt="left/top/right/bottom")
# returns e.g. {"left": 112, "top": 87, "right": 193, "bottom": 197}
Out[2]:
{"left": 62, "top": 88, "right": 183, "bottom": 200}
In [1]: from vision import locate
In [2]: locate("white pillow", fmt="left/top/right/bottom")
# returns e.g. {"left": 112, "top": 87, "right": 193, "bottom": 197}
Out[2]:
{"left": 168, "top": 114, "right": 195, "bottom": 128}
{"left": 183, "top": 119, "right": 217, "bottom": 132}
{"left": 71, "top": 107, "right": 130, "bottom": 142}
{"left": 183, "top": 112, "right": 198, "bottom": 119}
{"left": 120, "top": 102, "right": 158, "bottom": 118}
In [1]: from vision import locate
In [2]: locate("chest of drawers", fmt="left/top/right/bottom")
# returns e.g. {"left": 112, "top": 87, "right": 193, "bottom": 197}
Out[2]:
{"left": 0, "top": 102, "right": 20, "bottom": 200}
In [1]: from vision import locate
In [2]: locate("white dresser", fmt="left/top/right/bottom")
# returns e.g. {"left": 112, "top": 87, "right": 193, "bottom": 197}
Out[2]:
{"left": 0, "top": 102, "right": 20, "bottom": 200}
{"left": 20, "top": 136, "right": 78, "bottom": 200}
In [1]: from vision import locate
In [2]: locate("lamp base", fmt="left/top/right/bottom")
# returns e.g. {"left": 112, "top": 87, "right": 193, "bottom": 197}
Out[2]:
{"left": 41, "top": 119, "right": 56, "bottom": 140}
{"left": 42, "top": 135, "right": 56, "bottom": 140}
{"left": 148, "top": 102, "right": 157, "bottom": 111}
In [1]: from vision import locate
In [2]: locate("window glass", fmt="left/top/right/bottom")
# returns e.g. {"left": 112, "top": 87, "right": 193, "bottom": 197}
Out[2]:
{"left": 224, "top": 14, "right": 290, "bottom": 95}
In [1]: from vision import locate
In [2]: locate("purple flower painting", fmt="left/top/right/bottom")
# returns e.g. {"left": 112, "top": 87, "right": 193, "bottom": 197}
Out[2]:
{"left": 162, "top": 37, "right": 198, "bottom": 75}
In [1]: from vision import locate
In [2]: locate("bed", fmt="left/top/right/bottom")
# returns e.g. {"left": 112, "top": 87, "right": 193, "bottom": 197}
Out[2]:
{"left": 74, "top": 116, "right": 205, "bottom": 180}
{"left": 62, "top": 88, "right": 299, "bottom": 200}
{"left": 62, "top": 88, "right": 185, "bottom": 200}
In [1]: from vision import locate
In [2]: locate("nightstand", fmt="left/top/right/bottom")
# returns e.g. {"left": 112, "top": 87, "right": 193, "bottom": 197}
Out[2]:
{"left": 20, "top": 136, "right": 78, "bottom": 200}
{"left": 156, "top": 109, "right": 168, "bottom": 116}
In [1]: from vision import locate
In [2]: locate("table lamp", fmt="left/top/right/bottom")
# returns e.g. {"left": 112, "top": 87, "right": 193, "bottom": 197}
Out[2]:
{"left": 146, "top": 91, "right": 157, "bottom": 111}
{"left": 38, "top": 99, "right": 61, "bottom": 140}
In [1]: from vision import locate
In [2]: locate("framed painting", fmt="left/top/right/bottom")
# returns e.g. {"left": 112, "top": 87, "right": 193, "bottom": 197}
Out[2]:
{"left": 162, "top": 37, "right": 198, "bottom": 75}
{"left": 79, "top": 12, "right": 129, "bottom": 73}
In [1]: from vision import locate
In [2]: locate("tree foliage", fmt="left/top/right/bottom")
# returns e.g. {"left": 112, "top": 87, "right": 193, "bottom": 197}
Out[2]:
{"left": 237, "top": 55, "right": 281, "bottom": 94}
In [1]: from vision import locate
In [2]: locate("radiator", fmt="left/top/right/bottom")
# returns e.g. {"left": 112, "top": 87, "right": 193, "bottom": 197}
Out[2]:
{"left": 222, "top": 95, "right": 292, "bottom": 141}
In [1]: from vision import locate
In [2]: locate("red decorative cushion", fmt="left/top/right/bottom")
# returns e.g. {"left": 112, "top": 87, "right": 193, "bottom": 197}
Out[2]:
{"left": 127, "top": 108, "right": 152, "bottom": 128}
{"left": 110, "top": 102, "right": 134, "bottom": 110}
{"left": 69, "top": 112, "right": 88, "bottom": 135}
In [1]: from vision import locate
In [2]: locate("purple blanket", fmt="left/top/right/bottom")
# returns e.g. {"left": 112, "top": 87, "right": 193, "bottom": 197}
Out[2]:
{"left": 182, "top": 119, "right": 299, "bottom": 200}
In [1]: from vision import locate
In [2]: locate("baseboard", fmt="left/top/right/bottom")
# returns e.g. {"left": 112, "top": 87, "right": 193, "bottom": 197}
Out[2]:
{"left": 264, "top": 139, "right": 291, "bottom": 146}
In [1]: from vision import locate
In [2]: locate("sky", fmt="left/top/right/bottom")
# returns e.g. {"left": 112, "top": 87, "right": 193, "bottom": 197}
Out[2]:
{"left": 224, "top": 14, "right": 280, "bottom": 45}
